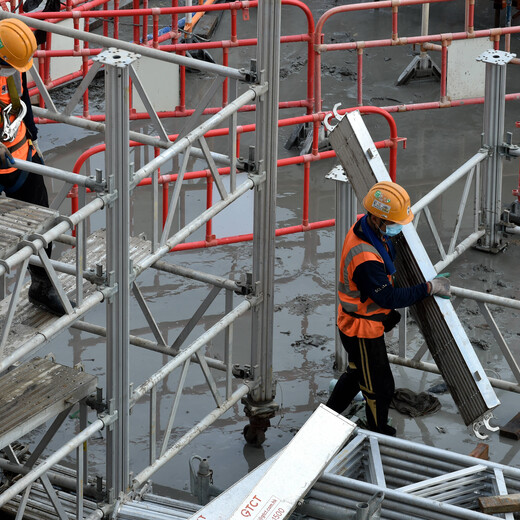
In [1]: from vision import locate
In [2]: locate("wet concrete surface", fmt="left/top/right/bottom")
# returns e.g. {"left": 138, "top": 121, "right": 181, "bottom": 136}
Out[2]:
{"left": 16, "top": 0, "right": 520, "bottom": 504}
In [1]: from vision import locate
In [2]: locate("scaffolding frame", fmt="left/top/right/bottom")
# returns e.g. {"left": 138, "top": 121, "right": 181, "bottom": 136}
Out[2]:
{"left": 0, "top": 3, "right": 519, "bottom": 520}
{"left": 0, "top": 2, "right": 281, "bottom": 516}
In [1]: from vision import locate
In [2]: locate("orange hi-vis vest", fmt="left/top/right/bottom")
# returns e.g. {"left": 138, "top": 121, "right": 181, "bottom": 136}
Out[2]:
{"left": 337, "top": 224, "right": 393, "bottom": 339}
{"left": 0, "top": 73, "right": 30, "bottom": 174}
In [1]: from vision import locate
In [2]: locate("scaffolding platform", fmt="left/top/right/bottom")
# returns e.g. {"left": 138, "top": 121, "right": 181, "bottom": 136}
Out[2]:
{"left": 0, "top": 197, "right": 58, "bottom": 261}
{"left": 0, "top": 357, "right": 98, "bottom": 519}
{"left": 116, "top": 428, "right": 520, "bottom": 520}
{"left": 0, "top": 357, "right": 97, "bottom": 450}
{"left": 0, "top": 228, "right": 152, "bottom": 363}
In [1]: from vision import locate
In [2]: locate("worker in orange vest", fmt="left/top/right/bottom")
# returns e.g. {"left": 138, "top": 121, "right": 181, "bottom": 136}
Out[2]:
{"left": 326, "top": 181, "right": 450, "bottom": 436}
{"left": 0, "top": 17, "right": 73, "bottom": 315}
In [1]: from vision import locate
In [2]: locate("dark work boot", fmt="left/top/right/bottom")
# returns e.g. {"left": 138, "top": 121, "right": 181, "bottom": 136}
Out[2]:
{"left": 28, "top": 269, "right": 76, "bottom": 316}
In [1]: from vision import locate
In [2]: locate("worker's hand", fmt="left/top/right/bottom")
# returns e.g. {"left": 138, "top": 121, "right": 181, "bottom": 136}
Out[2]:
{"left": 383, "top": 309, "right": 401, "bottom": 332}
{"left": 428, "top": 275, "right": 451, "bottom": 299}
{"left": 30, "top": 139, "right": 44, "bottom": 161}
{"left": 0, "top": 143, "right": 14, "bottom": 169}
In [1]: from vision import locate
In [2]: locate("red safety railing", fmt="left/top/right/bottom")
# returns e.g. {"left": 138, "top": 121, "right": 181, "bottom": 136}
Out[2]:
{"left": 7, "top": 0, "right": 519, "bottom": 250}
{"left": 71, "top": 106, "right": 402, "bottom": 249}
{"left": 313, "top": 0, "right": 520, "bottom": 110}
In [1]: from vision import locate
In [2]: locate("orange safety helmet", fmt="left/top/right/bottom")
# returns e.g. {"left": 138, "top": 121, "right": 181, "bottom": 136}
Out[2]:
{"left": 362, "top": 181, "right": 414, "bottom": 225}
{"left": 0, "top": 18, "right": 37, "bottom": 72}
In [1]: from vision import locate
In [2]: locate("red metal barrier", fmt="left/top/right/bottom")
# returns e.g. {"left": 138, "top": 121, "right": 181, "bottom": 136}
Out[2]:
{"left": 70, "top": 106, "right": 402, "bottom": 247}
{"left": 313, "top": 0, "right": 520, "bottom": 110}
{"left": 10, "top": 0, "right": 519, "bottom": 251}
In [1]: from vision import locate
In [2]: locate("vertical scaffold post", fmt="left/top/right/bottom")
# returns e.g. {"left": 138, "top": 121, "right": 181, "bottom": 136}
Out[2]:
{"left": 477, "top": 49, "right": 515, "bottom": 253}
{"left": 96, "top": 48, "right": 140, "bottom": 499}
{"left": 243, "top": 0, "right": 282, "bottom": 446}
{"left": 326, "top": 166, "right": 357, "bottom": 373}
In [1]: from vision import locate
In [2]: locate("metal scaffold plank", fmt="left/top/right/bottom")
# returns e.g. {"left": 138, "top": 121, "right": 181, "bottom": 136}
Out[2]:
{"left": 0, "top": 198, "right": 58, "bottom": 260}
{"left": 188, "top": 405, "right": 356, "bottom": 520}
{"left": 0, "top": 357, "right": 97, "bottom": 450}
{"left": 328, "top": 110, "right": 500, "bottom": 435}
{"left": 0, "top": 229, "right": 151, "bottom": 363}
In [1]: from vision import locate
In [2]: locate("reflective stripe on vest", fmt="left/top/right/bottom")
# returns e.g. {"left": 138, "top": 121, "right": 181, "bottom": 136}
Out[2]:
{"left": 0, "top": 73, "right": 29, "bottom": 175}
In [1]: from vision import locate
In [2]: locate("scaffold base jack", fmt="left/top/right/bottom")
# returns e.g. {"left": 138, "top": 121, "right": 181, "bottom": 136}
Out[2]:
{"left": 396, "top": 52, "right": 441, "bottom": 86}
{"left": 241, "top": 395, "right": 280, "bottom": 446}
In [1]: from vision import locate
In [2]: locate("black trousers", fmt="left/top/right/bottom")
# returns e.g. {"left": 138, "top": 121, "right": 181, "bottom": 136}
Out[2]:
{"left": 326, "top": 328, "right": 395, "bottom": 434}
{"left": 1, "top": 153, "right": 53, "bottom": 273}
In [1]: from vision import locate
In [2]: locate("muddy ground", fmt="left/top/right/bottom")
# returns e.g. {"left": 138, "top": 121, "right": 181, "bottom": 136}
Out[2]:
{"left": 18, "top": 0, "right": 520, "bottom": 503}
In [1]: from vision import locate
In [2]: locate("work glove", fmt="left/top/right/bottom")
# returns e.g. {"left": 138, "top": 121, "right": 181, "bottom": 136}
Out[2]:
{"left": 31, "top": 139, "right": 44, "bottom": 161}
{"left": 383, "top": 309, "right": 401, "bottom": 332}
{"left": 428, "top": 273, "right": 451, "bottom": 299}
{"left": 0, "top": 143, "right": 14, "bottom": 169}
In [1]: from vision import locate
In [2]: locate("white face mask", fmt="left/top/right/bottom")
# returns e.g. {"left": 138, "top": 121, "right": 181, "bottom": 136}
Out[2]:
{"left": 0, "top": 67, "right": 16, "bottom": 77}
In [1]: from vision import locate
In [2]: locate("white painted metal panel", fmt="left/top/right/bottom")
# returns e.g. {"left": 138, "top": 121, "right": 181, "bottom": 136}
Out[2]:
{"left": 447, "top": 39, "right": 492, "bottom": 100}
{"left": 27, "top": 18, "right": 86, "bottom": 85}
{"left": 189, "top": 404, "right": 356, "bottom": 520}
{"left": 132, "top": 56, "right": 180, "bottom": 113}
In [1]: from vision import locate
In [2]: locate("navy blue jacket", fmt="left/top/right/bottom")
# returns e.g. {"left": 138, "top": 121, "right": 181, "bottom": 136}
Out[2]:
{"left": 351, "top": 219, "right": 429, "bottom": 310}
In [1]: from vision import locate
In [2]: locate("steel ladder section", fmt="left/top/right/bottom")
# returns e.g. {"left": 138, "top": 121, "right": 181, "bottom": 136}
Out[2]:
{"left": 327, "top": 110, "right": 499, "bottom": 435}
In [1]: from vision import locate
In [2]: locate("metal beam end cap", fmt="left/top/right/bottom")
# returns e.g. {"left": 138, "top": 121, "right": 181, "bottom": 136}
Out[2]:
{"left": 94, "top": 48, "right": 141, "bottom": 67}
{"left": 476, "top": 49, "right": 516, "bottom": 65}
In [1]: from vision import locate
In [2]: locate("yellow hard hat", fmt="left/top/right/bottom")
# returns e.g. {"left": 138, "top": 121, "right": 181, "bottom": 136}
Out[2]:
{"left": 0, "top": 18, "right": 37, "bottom": 72}
{"left": 363, "top": 181, "right": 414, "bottom": 225}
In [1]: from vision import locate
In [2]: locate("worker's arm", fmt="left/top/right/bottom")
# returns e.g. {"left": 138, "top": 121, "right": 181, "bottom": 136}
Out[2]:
{"left": 353, "top": 260, "right": 429, "bottom": 309}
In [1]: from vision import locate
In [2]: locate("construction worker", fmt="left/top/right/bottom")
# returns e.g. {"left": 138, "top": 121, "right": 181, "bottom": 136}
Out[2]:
{"left": 0, "top": 17, "right": 70, "bottom": 315}
{"left": 326, "top": 181, "right": 450, "bottom": 436}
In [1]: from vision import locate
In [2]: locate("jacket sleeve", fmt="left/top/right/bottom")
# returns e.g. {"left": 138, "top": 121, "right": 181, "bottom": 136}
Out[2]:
{"left": 22, "top": 72, "right": 38, "bottom": 141}
{"left": 353, "top": 260, "right": 429, "bottom": 309}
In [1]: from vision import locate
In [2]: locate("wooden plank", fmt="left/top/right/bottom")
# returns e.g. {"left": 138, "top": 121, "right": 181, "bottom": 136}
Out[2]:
{"left": 194, "top": 12, "right": 220, "bottom": 40}
{"left": 500, "top": 412, "right": 520, "bottom": 440}
{"left": 469, "top": 443, "right": 489, "bottom": 460}
{"left": 478, "top": 493, "right": 520, "bottom": 514}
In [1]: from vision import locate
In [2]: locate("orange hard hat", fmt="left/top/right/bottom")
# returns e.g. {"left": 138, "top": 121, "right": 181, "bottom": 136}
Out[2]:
{"left": 363, "top": 181, "right": 414, "bottom": 225}
{"left": 0, "top": 18, "right": 37, "bottom": 72}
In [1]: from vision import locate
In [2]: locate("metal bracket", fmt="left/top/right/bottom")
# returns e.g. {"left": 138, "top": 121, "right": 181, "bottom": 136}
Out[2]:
{"left": 26, "top": 233, "right": 50, "bottom": 250}
{"left": 56, "top": 214, "right": 76, "bottom": 230}
{"left": 238, "top": 59, "right": 258, "bottom": 83}
{"left": 232, "top": 364, "right": 253, "bottom": 379}
{"left": 472, "top": 411, "right": 500, "bottom": 440}
{"left": 323, "top": 103, "right": 345, "bottom": 132}
{"left": 102, "top": 189, "right": 118, "bottom": 208}
{"left": 93, "top": 47, "right": 140, "bottom": 68}
{"left": 0, "top": 258, "right": 11, "bottom": 275}
{"left": 241, "top": 393, "right": 279, "bottom": 418}
{"left": 500, "top": 140, "right": 520, "bottom": 161}
{"left": 86, "top": 388, "right": 107, "bottom": 414}
{"left": 87, "top": 174, "right": 107, "bottom": 193}
{"left": 86, "top": 264, "right": 107, "bottom": 286}
{"left": 235, "top": 272, "right": 254, "bottom": 295}
{"left": 237, "top": 145, "right": 257, "bottom": 174}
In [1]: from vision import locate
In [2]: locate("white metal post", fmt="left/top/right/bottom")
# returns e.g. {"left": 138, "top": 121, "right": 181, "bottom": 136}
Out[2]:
{"left": 245, "top": 0, "right": 282, "bottom": 442}
{"left": 98, "top": 48, "right": 139, "bottom": 498}
{"left": 477, "top": 50, "right": 515, "bottom": 252}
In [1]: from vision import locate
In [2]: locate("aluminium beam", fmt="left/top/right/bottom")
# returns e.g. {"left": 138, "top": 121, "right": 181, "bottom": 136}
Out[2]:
{"left": 99, "top": 47, "right": 135, "bottom": 498}
{"left": 328, "top": 109, "right": 499, "bottom": 437}
{"left": 188, "top": 405, "right": 356, "bottom": 520}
